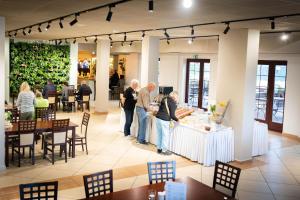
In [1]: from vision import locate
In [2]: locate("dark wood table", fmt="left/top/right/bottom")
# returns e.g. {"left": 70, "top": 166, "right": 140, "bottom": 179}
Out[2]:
{"left": 5, "top": 120, "right": 78, "bottom": 167}
{"left": 81, "top": 177, "right": 233, "bottom": 200}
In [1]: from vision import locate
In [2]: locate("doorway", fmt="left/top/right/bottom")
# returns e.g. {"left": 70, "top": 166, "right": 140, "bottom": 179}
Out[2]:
{"left": 255, "top": 60, "right": 287, "bottom": 132}
{"left": 185, "top": 59, "right": 210, "bottom": 109}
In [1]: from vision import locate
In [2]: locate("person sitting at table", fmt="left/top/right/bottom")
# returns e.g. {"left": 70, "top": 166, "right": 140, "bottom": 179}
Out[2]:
{"left": 77, "top": 80, "right": 92, "bottom": 100}
{"left": 42, "top": 79, "right": 56, "bottom": 99}
{"left": 61, "top": 82, "right": 70, "bottom": 102}
{"left": 17, "top": 82, "right": 36, "bottom": 120}
{"left": 155, "top": 91, "right": 179, "bottom": 155}
{"left": 123, "top": 79, "right": 139, "bottom": 137}
{"left": 35, "top": 90, "right": 49, "bottom": 108}
{"left": 135, "top": 82, "right": 156, "bottom": 144}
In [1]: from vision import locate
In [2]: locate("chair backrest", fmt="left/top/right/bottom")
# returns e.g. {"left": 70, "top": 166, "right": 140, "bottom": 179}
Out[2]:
{"left": 81, "top": 112, "right": 90, "bottom": 137}
{"left": 213, "top": 160, "right": 241, "bottom": 198}
{"left": 147, "top": 161, "right": 176, "bottom": 184}
{"left": 18, "top": 120, "right": 36, "bottom": 146}
{"left": 68, "top": 85, "right": 75, "bottom": 90}
{"left": 10, "top": 107, "right": 19, "bottom": 123}
{"left": 35, "top": 107, "right": 49, "bottom": 121}
{"left": 48, "top": 91, "right": 57, "bottom": 104}
{"left": 83, "top": 170, "right": 113, "bottom": 198}
{"left": 19, "top": 181, "right": 58, "bottom": 200}
{"left": 82, "top": 95, "right": 90, "bottom": 102}
{"left": 68, "top": 95, "right": 75, "bottom": 103}
{"left": 51, "top": 119, "right": 69, "bottom": 144}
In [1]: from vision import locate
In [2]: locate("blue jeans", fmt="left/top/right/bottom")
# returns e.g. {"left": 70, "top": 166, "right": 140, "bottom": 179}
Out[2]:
{"left": 136, "top": 106, "right": 147, "bottom": 143}
{"left": 156, "top": 118, "right": 170, "bottom": 152}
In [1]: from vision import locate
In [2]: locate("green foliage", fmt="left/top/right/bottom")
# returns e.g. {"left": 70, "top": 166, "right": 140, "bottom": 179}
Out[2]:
{"left": 9, "top": 41, "right": 70, "bottom": 94}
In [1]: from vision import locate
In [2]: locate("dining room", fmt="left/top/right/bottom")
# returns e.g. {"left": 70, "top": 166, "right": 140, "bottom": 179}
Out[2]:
{"left": 1, "top": 0, "right": 300, "bottom": 200}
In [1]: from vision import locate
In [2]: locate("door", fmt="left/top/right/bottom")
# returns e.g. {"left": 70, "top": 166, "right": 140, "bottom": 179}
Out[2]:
{"left": 185, "top": 59, "right": 210, "bottom": 109}
{"left": 255, "top": 60, "right": 287, "bottom": 132}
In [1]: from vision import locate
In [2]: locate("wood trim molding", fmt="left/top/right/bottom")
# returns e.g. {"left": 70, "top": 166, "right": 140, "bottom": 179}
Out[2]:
{"left": 282, "top": 132, "right": 300, "bottom": 142}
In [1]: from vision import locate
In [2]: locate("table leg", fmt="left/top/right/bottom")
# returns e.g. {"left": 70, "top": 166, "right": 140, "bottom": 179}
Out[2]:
{"left": 5, "top": 135, "right": 9, "bottom": 167}
{"left": 72, "top": 127, "right": 75, "bottom": 158}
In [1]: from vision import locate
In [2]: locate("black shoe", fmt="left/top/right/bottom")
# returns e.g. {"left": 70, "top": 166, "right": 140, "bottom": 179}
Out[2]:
{"left": 139, "top": 141, "right": 146, "bottom": 144}
{"left": 157, "top": 149, "right": 162, "bottom": 154}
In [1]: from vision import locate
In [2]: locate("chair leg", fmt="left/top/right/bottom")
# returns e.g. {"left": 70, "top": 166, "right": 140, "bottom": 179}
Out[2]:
{"left": 52, "top": 146, "right": 55, "bottom": 165}
{"left": 59, "top": 145, "right": 62, "bottom": 157}
{"left": 64, "top": 145, "right": 67, "bottom": 163}
{"left": 43, "top": 142, "right": 47, "bottom": 159}
{"left": 18, "top": 146, "right": 21, "bottom": 167}
{"left": 22, "top": 147, "right": 25, "bottom": 158}
{"left": 29, "top": 146, "right": 31, "bottom": 158}
{"left": 32, "top": 146, "right": 35, "bottom": 165}
{"left": 85, "top": 139, "right": 88, "bottom": 155}
{"left": 41, "top": 135, "right": 44, "bottom": 150}
{"left": 68, "top": 140, "right": 72, "bottom": 157}
{"left": 11, "top": 142, "right": 14, "bottom": 161}
{"left": 81, "top": 139, "right": 84, "bottom": 151}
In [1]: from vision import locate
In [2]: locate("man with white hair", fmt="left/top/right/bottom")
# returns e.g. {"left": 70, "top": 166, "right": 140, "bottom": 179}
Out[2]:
{"left": 123, "top": 79, "right": 139, "bottom": 136}
{"left": 135, "top": 82, "right": 156, "bottom": 144}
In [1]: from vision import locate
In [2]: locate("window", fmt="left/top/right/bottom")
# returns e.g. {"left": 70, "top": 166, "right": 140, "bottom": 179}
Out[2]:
{"left": 185, "top": 59, "right": 210, "bottom": 109}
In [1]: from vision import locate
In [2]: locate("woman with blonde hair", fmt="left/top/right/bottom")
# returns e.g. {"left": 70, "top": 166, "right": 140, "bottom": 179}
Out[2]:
{"left": 17, "top": 82, "right": 36, "bottom": 120}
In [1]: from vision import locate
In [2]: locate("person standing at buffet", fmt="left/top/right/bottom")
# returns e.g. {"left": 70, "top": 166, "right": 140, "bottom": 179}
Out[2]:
{"left": 123, "top": 79, "right": 139, "bottom": 137}
{"left": 156, "top": 91, "right": 179, "bottom": 155}
{"left": 135, "top": 82, "right": 156, "bottom": 144}
{"left": 17, "top": 82, "right": 36, "bottom": 120}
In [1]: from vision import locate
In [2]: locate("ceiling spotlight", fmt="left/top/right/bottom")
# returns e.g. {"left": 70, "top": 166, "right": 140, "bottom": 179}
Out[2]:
{"left": 106, "top": 6, "right": 113, "bottom": 22}
{"left": 8, "top": 32, "right": 12, "bottom": 37}
{"left": 281, "top": 33, "right": 289, "bottom": 41}
{"left": 164, "top": 29, "right": 170, "bottom": 38}
{"left": 223, "top": 22, "right": 230, "bottom": 34}
{"left": 124, "top": 33, "right": 127, "bottom": 41}
{"left": 108, "top": 34, "right": 112, "bottom": 41}
{"left": 183, "top": 0, "right": 192, "bottom": 8}
{"left": 14, "top": 31, "right": 18, "bottom": 37}
{"left": 58, "top": 40, "right": 62, "bottom": 45}
{"left": 59, "top": 18, "right": 64, "bottom": 29}
{"left": 38, "top": 24, "right": 42, "bottom": 32}
{"left": 94, "top": 36, "right": 98, "bottom": 43}
{"left": 110, "top": 43, "right": 113, "bottom": 48}
{"left": 65, "top": 39, "right": 68, "bottom": 43}
{"left": 73, "top": 39, "right": 77, "bottom": 44}
{"left": 70, "top": 13, "right": 79, "bottom": 26}
{"left": 129, "top": 41, "right": 133, "bottom": 46}
{"left": 85, "top": 37, "right": 88, "bottom": 42}
{"left": 270, "top": 17, "right": 275, "bottom": 30}
{"left": 121, "top": 42, "right": 124, "bottom": 46}
{"left": 188, "top": 37, "right": 194, "bottom": 44}
{"left": 167, "top": 39, "right": 170, "bottom": 45}
{"left": 149, "top": 0, "right": 154, "bottom": 12}
{"left": 191, "top": 26, "right": 194, "bottom": 35}
{"left": 22, "top": 29, "right": 26, "bottom": 36}
{"left": 28, "top": 27, "right": 32, "bottom": 34}
{"left": 142, "top": 31, "right": 145, "bottom": 39}
{"left": 45, "top": 21, "right": 51, "bottom": 31}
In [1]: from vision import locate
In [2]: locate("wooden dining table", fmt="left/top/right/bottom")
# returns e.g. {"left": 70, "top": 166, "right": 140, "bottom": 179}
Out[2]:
{"left": 4, "top": 120, "right": 78, "bottom": 167}
{"left": 81, "top": 177, "right": 233, "bottom": 200}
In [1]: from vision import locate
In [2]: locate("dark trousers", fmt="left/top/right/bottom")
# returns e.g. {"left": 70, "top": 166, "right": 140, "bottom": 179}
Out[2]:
{"left": 124, "top": 109, "right": 134, "bottom": 136}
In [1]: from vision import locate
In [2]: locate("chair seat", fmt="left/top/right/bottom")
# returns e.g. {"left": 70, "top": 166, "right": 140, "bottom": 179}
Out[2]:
{"left": 68, "top": 134, "right": 85, "bottom": 140}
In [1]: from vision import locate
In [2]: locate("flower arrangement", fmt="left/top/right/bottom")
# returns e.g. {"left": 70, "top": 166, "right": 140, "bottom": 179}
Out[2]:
{"left": 209, "top": 101, "right": 229, "bottom": 124}
{"left": 5, "top": 111, "right": 12, "bottom": 121}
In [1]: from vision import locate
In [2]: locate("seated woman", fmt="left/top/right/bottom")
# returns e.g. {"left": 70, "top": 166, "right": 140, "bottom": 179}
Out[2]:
{"left": 155, "top": 91, "right": 179, "bottom": 155}
{"left": 35, "top": 90, "right": 49, "bottom": 108}
{"left": 17, "top": 82, "right": 36, "bottom": 120}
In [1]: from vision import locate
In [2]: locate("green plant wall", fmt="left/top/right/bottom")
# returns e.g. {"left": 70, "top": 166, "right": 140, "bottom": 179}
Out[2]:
{"left": 9, "top": 41, "right": 70, "bottom": 94}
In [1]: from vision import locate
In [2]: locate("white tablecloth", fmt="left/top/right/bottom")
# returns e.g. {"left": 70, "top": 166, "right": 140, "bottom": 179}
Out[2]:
{"left": 120, "top": 109, "right": 234, "bottom": 166}
{"left": 252, "top": 121, "right": 268, "bottom": 156}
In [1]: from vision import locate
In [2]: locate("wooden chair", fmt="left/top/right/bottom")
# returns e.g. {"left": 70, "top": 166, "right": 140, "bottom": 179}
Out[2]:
{"left": 62, "top": 89, "right": 76, "bottom": 112}
{"left": 47, "top": 91, "right": 57, "bottom": 111}
{"left": 213, "top": 160, "right": 241, "bottom": 198}
{"left": 147, "top": 161, "right": 176, "bottom": 184}
{"left": 11, "top": 120, "right": 36, "bottom": 167}
{"left": 35, "top": 107, "right": 49, "bottom": 121}
{"left": 10, "top": 107, "right": 20, "bottom": 123}
{"left": 83, "top": 170, "right": 113, "bottom": 198}
{"left": 77, "top": 92, "right": 90, "bottom": 112}
{"left": 43, "top": 119, "right": 69, "bottom": 165}
{"left": 36, "top": 108, "right": 56, "bottom": 149}
{"left": 19, "top": 181, "right": 58, "bottom": 200}
{"left": 68, "top": 112, "right": 90, "bottom": 156}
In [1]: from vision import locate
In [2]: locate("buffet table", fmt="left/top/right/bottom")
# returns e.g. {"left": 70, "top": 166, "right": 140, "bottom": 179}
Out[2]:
{"left": 120, "top": 108, "right": 235, "bottom": 166}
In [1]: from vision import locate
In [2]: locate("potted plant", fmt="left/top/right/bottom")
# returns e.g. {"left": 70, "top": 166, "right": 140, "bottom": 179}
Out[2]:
{"left": 4, "top": 111, "right": 13, "bottom": 128}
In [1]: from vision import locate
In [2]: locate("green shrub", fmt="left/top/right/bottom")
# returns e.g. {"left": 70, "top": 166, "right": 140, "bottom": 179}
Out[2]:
{"left": 9, "top": 41, "right": 70, "bottom": 95}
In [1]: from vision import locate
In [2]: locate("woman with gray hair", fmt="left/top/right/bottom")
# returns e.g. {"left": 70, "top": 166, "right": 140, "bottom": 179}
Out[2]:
{"left": 155, "top": 91, "right": 179, "bottom": 155}
{"left": 123, "top": 79, "right": 139, "bottom": 136}
{"left": 17, "top": 82, "right": 36, "bottom": 120}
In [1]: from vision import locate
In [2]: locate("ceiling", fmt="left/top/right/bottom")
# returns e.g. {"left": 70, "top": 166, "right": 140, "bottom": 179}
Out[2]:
{"left": 0, "top": 0, "right": 300, "bottom": 41}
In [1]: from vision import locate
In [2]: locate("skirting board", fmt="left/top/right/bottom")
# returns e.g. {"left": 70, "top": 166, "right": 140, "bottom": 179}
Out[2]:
{"left": 282, "top": 132, "right": 300, "bottom": 142}
{"left": 94, "top": 111, "right": 108, "bottom": 115}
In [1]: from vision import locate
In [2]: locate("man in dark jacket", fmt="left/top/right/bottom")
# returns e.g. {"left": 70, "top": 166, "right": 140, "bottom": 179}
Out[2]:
{"left": 123, "top": 79, "right": 139, "bottom": 136}
{"left": 42, "top": 80, "right": 56, "bottom": 99}
{"left": 77, "top": 80, "right": 92, "bottom": 100}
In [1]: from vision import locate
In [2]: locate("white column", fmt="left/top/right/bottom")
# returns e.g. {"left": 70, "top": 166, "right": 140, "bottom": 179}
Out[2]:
{"left": 0, "top": 16, "right": 6, "bottom": 170}
{"left": 95, "top": 40, "right": 110, "bottom": 114}
{"left": 140, "top": 36, "right": 160, "bottom": 88}
{"left": 216, "top": 29, "right": 260, "bottom": 161}
{"left": 69, "top": 43, "right": 78, "bottom": 88}
{"left": 4, "top": 37, "right": 9, "bottom": 102}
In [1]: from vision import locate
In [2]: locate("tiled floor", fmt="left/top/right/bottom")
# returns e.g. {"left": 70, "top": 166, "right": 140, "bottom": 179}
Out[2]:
{"left": 1, "top": 101, "right": 300, "bottom": 200}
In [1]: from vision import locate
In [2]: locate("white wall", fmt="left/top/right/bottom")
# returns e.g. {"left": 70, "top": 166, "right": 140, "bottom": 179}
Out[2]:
{"left": 125, "top": 53, "right": 140, "bottom": 86}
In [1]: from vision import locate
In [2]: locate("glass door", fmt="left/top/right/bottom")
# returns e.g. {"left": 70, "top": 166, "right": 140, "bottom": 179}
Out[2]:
{"left": 185, "top": 59, "right": 210, "bottom": 109}
{"left": 255, "top": 60, "right": 287, "bottom": 132}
